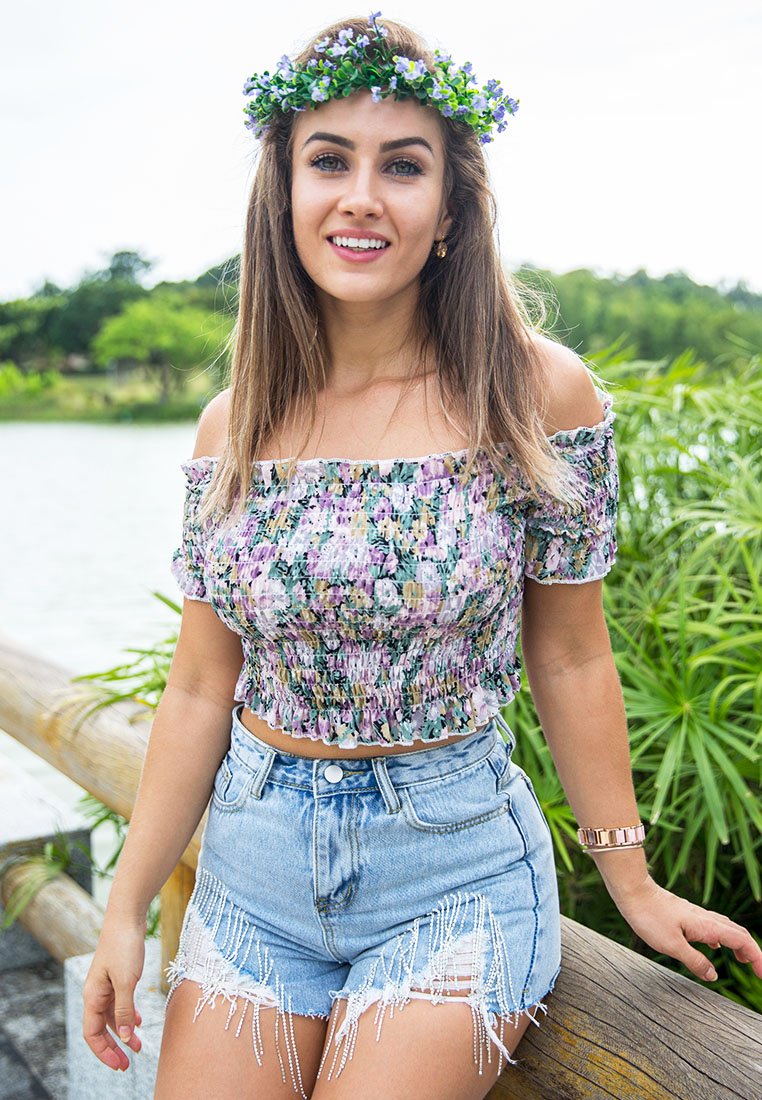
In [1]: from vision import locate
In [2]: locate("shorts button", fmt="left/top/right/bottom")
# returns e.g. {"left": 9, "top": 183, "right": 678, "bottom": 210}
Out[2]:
{"left": 324, "top": 764, "right": 344, "bottom": 784}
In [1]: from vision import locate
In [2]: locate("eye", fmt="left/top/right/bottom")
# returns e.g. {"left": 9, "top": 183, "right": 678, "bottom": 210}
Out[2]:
{"left": 308, "top": 153, "right": 424, "bottom": 177}
{"left": 310, "top": 152, "right": 345, "bottom": 172}
{"left": 388, "top": 157, "right": 423, "bottom": 177}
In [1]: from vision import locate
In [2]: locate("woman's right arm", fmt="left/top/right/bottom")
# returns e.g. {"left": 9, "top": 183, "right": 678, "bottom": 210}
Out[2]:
{"left": 83, "top": 394, "right": 243, "bottom": 1071}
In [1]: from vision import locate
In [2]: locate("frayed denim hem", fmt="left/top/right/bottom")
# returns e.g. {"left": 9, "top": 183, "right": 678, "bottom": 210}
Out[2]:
{"left": 316, "top": 888, "right": 561, "bottom": 1085}
{"left": 165, "top": 868, "right": 330, "bottom": 1099}
{"left": 165, "top": 868, "right": 561, "bottom": 1096}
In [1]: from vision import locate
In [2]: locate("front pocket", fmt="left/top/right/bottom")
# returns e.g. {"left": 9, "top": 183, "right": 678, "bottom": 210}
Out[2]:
{"left": 211, "top": 751, "right": 256, "bottom": 812}
{"left": 399, "top": 756, "right": 512, "bottom": 834}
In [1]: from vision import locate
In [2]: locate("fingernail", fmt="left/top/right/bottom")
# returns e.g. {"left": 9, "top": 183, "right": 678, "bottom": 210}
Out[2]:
{"left": 705, "top": 968, "right": 717, "bottom": 981}
{"left": 119, "top": 1026, "right": 132, "bottom": 1040}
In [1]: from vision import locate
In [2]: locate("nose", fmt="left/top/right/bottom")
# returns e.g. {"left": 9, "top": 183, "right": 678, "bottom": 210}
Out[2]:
{"left": 336, "top": 163, "right": 384, "bottom": 220}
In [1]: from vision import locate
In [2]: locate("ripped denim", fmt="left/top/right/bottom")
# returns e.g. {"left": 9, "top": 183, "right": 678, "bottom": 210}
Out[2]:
{"left": 166, "top": 704, "right": 562, "bottom": 1098}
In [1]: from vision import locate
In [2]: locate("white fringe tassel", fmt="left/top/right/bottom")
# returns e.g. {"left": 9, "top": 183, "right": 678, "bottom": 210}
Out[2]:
{"left": 165, "top": 866, "right": 327, "bottom": 1099}
{"left": 165, "top": 871, "right": 557, "bottom": 1095}
{"left": 316, "top": 888, "right": 553, "bottom": 1084}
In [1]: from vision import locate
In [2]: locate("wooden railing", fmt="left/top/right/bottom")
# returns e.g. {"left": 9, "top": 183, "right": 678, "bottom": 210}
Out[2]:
{"left": 2, "top": 634, "right": 761, "bottom": 1099}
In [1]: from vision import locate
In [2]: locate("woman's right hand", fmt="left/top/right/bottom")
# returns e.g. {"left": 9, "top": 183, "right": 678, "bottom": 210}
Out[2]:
{"left": 82, "top": 916, "right": 146, "bottom": 1071}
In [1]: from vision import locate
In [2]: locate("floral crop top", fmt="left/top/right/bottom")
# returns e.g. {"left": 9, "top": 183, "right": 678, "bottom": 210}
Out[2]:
{"left": 170, "top": 386, "right": 619, "bottom": 750}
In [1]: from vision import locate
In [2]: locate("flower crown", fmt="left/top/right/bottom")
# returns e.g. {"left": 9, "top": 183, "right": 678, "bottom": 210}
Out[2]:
{"left": 242, "top": 11, "right": 519, "bottom": 146}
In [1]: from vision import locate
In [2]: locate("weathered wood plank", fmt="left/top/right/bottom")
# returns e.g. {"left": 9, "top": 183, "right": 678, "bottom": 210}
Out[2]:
{"left": 0, "top": 633, "right": 203, "bottom": 868}
{"left": 487, "top": 919, "right": 762, "bottom": 1099}
{"left": 0, "top": 863, "right": 102, "bottom": 962}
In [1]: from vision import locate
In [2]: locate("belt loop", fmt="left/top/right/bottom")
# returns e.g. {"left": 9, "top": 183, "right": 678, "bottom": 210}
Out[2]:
{"left": 371, "top": 757, "right": 402, "bottom": 814}
{"left": 250, "top": 748, "right": 276, "bottom": 800}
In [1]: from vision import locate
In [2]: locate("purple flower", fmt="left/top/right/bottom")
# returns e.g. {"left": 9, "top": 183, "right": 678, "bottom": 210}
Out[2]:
{"left": 472, "top": 93, "right": 487, "bottom": 110}
{"left": 328, "top": 42, "right": 350, "bottom": 57}
{"left": 493, "top": 104, "right": 505, "bottom": 122}
{"left": 369, "top": 9, "right": 382, "bottom": 21}
{"left": 455, "top": 104, "right": 468, "bottom": 116}
{"left": 395, "top": 57, "right": 427, "bottom": 80}
{"left": 441, "top": 103, "right": 454, "bottom": 117}
{"left": 431, "top": 80, "right": 447, "bottom": 101}
{"left": 338, "top": 27, "right": 355, "bottom": 43}
{"left": 355, "top": 33, "right": 370, "bottom": 48}
{"left": 314, "top": 35, "right": 330, "bottom": 54}
{"left": 276, "top": 54, "right": 293, "bottom": 75}
{"left": 311, "top": 85, "right": 329, "bottom": 102}
{"left": 389, "top": 75, "right": 398, "bottom": 90}
{"left": 479, "top": 133, "right": 492, "bottom": 144}
{"left": 371, "top": 85, "right": 382, "bottom": 102}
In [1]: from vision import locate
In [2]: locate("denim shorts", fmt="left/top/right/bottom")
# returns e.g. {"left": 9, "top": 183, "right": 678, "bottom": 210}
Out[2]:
{"left": 166, "top": 703, "right": 562, "bottom": 1098}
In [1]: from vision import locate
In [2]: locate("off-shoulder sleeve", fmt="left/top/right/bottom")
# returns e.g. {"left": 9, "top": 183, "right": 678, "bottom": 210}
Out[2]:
{"left": 170, "top": 457, "right": 217, "bottom": 602}
{"left": 523, "top": 387, "right": 619, "bottom": 585}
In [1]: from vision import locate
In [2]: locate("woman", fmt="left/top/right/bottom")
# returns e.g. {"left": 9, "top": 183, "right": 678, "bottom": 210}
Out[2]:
{"left": 82, "top": 13, "right": 762, "bottom": 1100}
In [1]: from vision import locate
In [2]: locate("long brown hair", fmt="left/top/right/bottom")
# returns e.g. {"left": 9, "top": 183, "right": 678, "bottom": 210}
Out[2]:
{"left": 198, "top": 14, "right": 597, "bottom": 527}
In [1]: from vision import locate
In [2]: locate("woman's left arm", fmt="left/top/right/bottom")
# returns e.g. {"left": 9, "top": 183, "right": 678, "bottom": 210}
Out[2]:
{"left": 521, "top": 577, "right": 762, "bottom": 985}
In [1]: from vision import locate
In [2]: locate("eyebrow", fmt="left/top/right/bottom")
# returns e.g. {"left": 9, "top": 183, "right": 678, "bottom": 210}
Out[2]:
{"left": 300, "top": 131, "right": 435, "bottom": 156}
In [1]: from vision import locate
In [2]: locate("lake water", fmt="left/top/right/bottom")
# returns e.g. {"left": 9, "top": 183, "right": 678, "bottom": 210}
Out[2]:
{"left": 0, "top": 419, "right": 200, "bottom": 907}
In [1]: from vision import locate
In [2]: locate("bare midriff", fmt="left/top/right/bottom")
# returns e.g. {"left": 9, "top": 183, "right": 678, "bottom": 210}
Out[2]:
{"left": 238, "top": 706, "right": 487, "bottom": 759}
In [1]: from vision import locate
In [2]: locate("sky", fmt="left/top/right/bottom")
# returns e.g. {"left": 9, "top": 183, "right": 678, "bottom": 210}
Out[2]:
{"left": 2, "top": 0, "right": 761, "bottom": 301}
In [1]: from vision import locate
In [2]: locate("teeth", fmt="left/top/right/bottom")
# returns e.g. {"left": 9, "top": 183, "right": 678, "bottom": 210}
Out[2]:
{"left": 330, "top": 236, "right": 389, "bottom": 250}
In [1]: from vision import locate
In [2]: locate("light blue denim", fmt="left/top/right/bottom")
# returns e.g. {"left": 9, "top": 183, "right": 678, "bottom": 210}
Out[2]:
{"left": 166, "top": 703, "right": 562, "bottom": 1098}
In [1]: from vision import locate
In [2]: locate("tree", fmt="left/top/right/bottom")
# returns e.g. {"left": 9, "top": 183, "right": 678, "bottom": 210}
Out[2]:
{"left": 90, "top": 293, "right": 233, "bottom": 403}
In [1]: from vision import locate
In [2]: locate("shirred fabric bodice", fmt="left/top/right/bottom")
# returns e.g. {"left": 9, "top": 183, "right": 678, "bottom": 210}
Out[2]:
{"left": 170, "top": 385, "right": 619, "bottom": 750}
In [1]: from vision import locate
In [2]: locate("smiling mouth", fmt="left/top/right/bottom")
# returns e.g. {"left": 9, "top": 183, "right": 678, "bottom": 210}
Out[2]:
{"left": 328, "top": 235, "right": 390, "bottom": 252}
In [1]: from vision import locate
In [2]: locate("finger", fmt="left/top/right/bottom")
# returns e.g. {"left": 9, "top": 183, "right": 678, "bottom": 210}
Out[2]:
{"left": 113, "top": 979, "right": 139, "bottom": 1046}
{"left": 83, "top": 1006, "right": 130, "bottom": 1071}
{"left": 106, "top": 1010, "right": 143, "bottom": 1054}
{"left": 671, "top": 939, "right": 719, "bottom": 982}
{"left": 713, "top": 925, "right": 762, "bottom": 977}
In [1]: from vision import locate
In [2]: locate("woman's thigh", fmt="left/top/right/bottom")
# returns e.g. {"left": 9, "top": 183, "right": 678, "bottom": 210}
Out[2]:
{"left": 154, "top": 979, "right": 330, "bottom": 1100}
{"left": 312, "top": 995, "right": 539, "bottom": 1100}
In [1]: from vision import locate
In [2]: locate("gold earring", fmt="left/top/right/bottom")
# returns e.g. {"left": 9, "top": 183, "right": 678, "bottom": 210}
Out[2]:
{"left": 435, "top": 239, "right": 448, "bottom": 259}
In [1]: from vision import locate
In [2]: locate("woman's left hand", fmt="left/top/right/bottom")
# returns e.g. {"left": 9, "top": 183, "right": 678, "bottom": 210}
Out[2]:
{"left": 610, "top": 875, "right": 762, "bottom": 983}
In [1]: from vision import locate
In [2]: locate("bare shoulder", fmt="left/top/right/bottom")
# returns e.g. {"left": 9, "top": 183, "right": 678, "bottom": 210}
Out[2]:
{"left": 191, "top": 387, "right": 231, "bottom": 460}
{"left": 529, "top": 333, "right": 606, "bottom": 436}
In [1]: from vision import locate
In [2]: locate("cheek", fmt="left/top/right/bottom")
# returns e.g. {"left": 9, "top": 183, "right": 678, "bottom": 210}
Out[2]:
{"left": 396, "top": 187, "right": 446, "bottom": 245}
{"left": 290, "top": 182, "right": 323, "bottom": 264}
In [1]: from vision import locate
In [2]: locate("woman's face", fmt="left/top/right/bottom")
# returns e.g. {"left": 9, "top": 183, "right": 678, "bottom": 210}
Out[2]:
{"left": 290, "top": 88, "right": 452, "bottom": 309}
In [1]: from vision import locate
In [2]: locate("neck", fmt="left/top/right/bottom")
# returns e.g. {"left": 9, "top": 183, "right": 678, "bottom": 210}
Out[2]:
{"left": 316, "top": 285, "right": 425, "bottom": 395}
